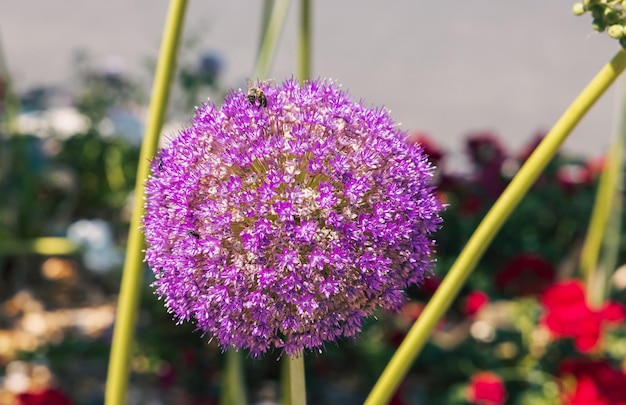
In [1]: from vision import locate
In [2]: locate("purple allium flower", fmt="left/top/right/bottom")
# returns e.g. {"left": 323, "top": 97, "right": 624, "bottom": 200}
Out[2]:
{"left": 143, "top": 78, "right": 443, "bottom": 357}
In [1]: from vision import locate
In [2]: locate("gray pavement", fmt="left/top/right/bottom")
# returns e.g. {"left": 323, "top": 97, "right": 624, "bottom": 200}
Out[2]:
{"left": 0, "top": 1, "right": 619, "bottom": 161}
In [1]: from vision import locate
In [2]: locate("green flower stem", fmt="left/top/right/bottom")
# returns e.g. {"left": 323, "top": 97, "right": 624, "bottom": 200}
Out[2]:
{"left": 219, "top": 2, "right": 292, "bottom": 402}
{"left": 288, "top": 354, "right": 306, "bottom": 405}
{"left": 581, "top": 79, "right": 626, "bottom": 307}
{"left": 297, "top": 0, "right": 311, "bottom": 82}
{"left": 365, "top": 49, "right": 626, "bottom": 405}
{"left": 253, "top": 0, "right": 291, "bottom": 80}
{"left": 281, "top": 3, "right": 312, "bottom": 404}
{"left": 221, "top": 350, "right": 247, "bottom": 405}
{"left": 104, "top": 1, "right": 188, "bottom": 404}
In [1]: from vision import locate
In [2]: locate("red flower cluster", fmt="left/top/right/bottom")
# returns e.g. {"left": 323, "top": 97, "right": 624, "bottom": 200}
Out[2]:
{"left": 17, "top": 388, "right": 73, "bottom": 405}
{"left": 465, "top": 132, "right": 507, "bottom": 198}
{"left": 540, "top": 280, "right": 625, "bottom": 352}
{"left": 466, "top": 371, "right": 507, "bottom": 405}
{"left": 463, "top": 291, "right": 489, "bottom": 317}
{"left": 495, "top": 253, "right": 555, "bottom": 296}
{"left": 466, "top": 132, "right": 506, "bottom": 167}
{"left": 558, "top": 359, "right": 626, "bottom": 405}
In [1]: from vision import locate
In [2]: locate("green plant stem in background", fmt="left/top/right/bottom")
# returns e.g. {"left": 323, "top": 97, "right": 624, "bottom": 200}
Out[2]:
{"left": 257, "top": 0, "right": 275, "bottom": 61}
{"left": 365, "top": 49, "right": 626, "bottom": 405}
{"left": 0, "top": 31, "right": 21, "bottom": 134}
{"left": 281, "top": 356, "right": 290, "bottom": 405}
{"left": 105, "top": 146, "right": 127, "bottom": 194}
{"left": 598, "top": 162, "right": 624, "bottom": 294}
{"left": 297, "top": 0, "right": 311, "bottom": 82}
{"left": 104, "top": 1, "right": 188, "bottom": 404}
{"left": 253, "top": 0, "right": 291, "bottom": 80}
{"left": 581, "top": 78, "right": 626, "bottom": 307}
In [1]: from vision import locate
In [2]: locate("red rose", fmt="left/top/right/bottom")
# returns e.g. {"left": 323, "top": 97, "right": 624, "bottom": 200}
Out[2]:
{"left": 459, "top": 194, "right": 484, "bottom": 217}
{"left": 556, "top": 164, "right": 592, "bottom": 193}
{"left": 467, "top": 372, "right": 507, "bottom": 405}
{"left": 17, "top": 388, "right": 73, "bottom": 405}
{"left": 466, "top": 132, "right": 506, "bottom": 167}
{"left": 559, "top": 359, "right": 626, "bottom": 404}
{"left": 540, "top": 280, "right": 625, "bottom": 352}
{"left": 465, "top": 132, "right": 508, "bottom": 198}
{"left": 419, "top": 276, "right": 442, "bottom": 296}
{"left": 495, "top": 253, "right": 555, "bottom": 296}
{"left": 464, "top": 291, "right": 489, "bottom": 317}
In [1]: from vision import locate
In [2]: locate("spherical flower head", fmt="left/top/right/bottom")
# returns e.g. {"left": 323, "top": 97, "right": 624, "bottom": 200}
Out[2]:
{"left": 143, "top": 78, "right": 443, "bottom": 357}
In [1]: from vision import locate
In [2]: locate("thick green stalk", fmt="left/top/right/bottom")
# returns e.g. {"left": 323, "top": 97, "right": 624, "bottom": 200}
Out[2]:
{"left": 282, "top": 4, "right": 311, "bottom": 405}
{"left": 581, "top": 79, "right": 626, "bottom": 306}
{"left": 297, "top": 0, "right": 311, "bottom": 82}
{"left": 104, "top": 1, "right": 188, "bottom": 404}
{"left": 221, "top": 350, "right": 247, "bottom": 405}
{"left": 253, "top": 0, "right": 291, "bottom": 80}
{"left": 220, "top": 2, "right": 293, "bottom": 403}
{"left": 282, "top": 3, "right": 311, "bottom": 404}
{"left": 365, "top": 50, "right": 626, "bottom": 405}
{"left": 288, "top": 354, "right": 306, "bottom": 405}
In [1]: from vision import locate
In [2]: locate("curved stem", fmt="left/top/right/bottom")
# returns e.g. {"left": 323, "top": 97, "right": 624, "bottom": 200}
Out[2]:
{"left": 253, "top": 0, "right": 291, "bottom": 80}
{"left": 104, "top": 1, "right": 188, "bottom": 404}
{"left": 365, "top": 49, "right": 626, "bottom": 405}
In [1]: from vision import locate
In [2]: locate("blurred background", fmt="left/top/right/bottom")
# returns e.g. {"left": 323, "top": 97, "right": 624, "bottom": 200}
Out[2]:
{"left": 0, "top": 1, "right": 620, "bottom": 160}
{"left": 1, "top": 1, "right": 626, "bottom": 404}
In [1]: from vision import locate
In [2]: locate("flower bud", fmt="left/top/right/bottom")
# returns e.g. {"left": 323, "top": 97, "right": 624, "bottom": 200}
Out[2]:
{"left": 604, "top": 9, "right": 620, "bottom": 25}
{"left": 608, "top": 24, "right": 625, "bottom": 38}
{"left": 572, "top": 2, "right": 586, "bottom": 16}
